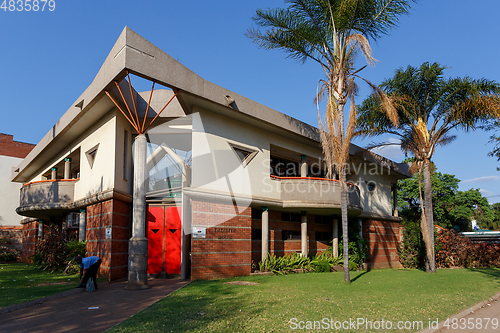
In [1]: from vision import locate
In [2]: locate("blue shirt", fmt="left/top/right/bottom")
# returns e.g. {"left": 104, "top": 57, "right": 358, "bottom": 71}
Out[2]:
{"left": 80, "top": 256, "right": 100, "bottom": 269}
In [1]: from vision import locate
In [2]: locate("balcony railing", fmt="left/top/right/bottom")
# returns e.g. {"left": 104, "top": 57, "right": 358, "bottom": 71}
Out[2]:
{"left": 17, "top": 179, "right": 78, "bottom": 215}
{"left": 271, "top": 175, "right": 361, "bottom": 209}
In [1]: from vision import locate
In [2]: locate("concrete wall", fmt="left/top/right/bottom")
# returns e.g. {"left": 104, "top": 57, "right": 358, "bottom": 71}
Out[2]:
{"left": 191, "top": 108, "right": 324, "bottom": 202}
{"left": 0, "top": 155, "right": 26, "bottom": 226}
{"left": 25, "top": 110, "right": 119, "bottom": 201}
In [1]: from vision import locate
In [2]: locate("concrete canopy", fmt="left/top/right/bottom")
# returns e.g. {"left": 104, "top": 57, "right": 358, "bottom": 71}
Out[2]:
{"left": 12, "top": 26, "right": 410, "bottom": 183}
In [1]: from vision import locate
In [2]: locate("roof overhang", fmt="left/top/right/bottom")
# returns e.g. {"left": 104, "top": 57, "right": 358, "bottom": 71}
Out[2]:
{"left": 12, "top": 27, "right": 410, "bottom": 182}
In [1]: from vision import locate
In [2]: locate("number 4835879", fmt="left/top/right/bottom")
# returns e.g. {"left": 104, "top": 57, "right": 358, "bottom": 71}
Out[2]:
{"left": 1, "top": 0, "right": 56, "bottom": 11}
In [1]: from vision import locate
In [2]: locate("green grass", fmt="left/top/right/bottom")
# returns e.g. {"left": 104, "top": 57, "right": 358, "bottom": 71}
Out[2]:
{"left": 108, "top": 268, "right": 500, "bottom": 333}
{"left": 0, "top": 262, "right": 81, "bottom": 308}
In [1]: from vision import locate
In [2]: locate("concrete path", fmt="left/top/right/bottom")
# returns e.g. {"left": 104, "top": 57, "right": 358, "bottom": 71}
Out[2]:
{"left": 0, "top": 278, "right": 189, "bottom": 333}
{"left": 419, "top": 292, "right": 500, "bottom": 333}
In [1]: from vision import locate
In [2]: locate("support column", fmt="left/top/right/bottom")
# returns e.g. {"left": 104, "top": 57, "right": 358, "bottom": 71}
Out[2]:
{"left": 78, "top": 208, "right": 86, "bottom": 242}
{"left": 261, "top": 206, "right": 269, "bottom": 262}
{"left": 392, "top": 184, "right": 398, "bottom": 217}
{"left": 64, "top": 158, "right": 71, "bottom": 179}
{"left": 38, "top": 221, "right": 44, "bottom": 238}
{"left": 301, "top": 211, "right": 307, "bottom": 257}
{"left": 332, "top": 218, "right": 339, "bottom": 258}
{"left": 127, "top": 134, "right": 149, "bottom": 289}
{"left": 51, "top": 167, "right": 57, "bottom": 180}
{"left": 300, "top": 155, "right": 307, "bottom": 178}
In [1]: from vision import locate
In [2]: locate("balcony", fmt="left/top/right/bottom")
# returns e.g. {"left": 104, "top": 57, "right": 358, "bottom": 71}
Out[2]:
{"left": 271, "top": 176, "right": 361, "bottom": 210}
{"left": 17, "top": 179, "right": 78, "bottom": 218}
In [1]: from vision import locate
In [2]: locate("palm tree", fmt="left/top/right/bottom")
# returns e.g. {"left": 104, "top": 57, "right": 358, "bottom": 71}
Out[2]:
{"left": 357, "top": 62, "right": 500, "bottom": 272}
{"left": 248, "top": 0, "right": 414, "bottom": 282}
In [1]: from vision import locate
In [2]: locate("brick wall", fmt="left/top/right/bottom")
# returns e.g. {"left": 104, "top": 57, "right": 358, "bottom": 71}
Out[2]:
{"left": 191, "top": 201, "right": 251, "bottom": 280}
{"left": 363, "top": 219, "right": 402, "bottom": 269}
{"left": 86, "top": 199, "right": 130, "bottom": 281}
{"left": 0, "top": 226, "right": 22, "bottom": 251}
{"left": 0, "top": 133, "right": 35, "bottom": 158}
{"left": 20, "top": 221, "right": 48, "bottom": 262}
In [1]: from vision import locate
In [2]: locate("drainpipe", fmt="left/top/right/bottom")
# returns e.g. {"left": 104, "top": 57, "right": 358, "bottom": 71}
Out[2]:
{"left": 127, "top": 133, "right": 149, "bottom": 289}
{"left": 38, "top": 221, "right": 44, "bottom": 238}
{"left": 64, "top": 158, "right": 71, "bottom": 179}
{"left": 261, "top": 206, "right": 269, "bottom": 262}
{"left": 301, "top": 211, "right": 307, "bottom": 257}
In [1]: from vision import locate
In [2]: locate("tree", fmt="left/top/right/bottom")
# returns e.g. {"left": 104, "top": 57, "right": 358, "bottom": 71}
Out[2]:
{"left": 358, "top": 62, "right": 500, "bottom": 272}
{"left": 248, "top": 0, "right": 414, "bottom": 282}
{"left": 486, "top": 119, "right": 500, "bottom": 171}
{"left": 489, "top": 203, "right": 500, "bottom": 230}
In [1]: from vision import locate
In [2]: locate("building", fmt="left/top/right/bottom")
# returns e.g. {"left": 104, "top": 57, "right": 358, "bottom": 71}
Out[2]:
{"left": 13, "top": 27, "right": 410, "bottom": 281}
{"left": 0, "top": 134, "right": 35, "bottom": 251}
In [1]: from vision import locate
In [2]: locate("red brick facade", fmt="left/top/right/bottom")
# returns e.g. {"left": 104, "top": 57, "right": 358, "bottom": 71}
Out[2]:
{"left": 363, "top": 219, "right": 402, "bottom": 269}
{"left": 190, "top": 201, "right": 252, "bottom": 280}
{"left": 0, "top": 133, "right": 35, "bottom": 159}
{"left": 20, "top": 221, "right": 48, "bottom": 262}
{"left": 0, "top": 226, "right": 22, "bottom": 251}
{"left": 85, "top": 198, "right": 131, "bottom": 281}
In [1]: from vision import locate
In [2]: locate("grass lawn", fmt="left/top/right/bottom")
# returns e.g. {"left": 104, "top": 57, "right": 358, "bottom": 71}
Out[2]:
{"left": 108, "top": 268, "right": 500, "bottom": 333}
{"left": 0, "top": 262, "right": 82, "bottom": 308}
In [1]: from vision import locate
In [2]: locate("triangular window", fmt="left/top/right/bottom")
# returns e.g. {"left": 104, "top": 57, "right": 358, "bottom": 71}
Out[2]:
{"left": 228, "top": 143, "right": 258, "bottom": 167}
{"left": 85, "top": 144, "right": 99, "bottom": 169}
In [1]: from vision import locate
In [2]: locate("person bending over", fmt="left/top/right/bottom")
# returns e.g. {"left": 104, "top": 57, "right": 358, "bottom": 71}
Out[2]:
{"left": 74, "top": 255, "right": 101, "bottom": 290}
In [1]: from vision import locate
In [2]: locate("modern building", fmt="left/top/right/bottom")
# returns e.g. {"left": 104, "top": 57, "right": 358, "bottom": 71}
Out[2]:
{"left": 0, "top": 134, "right": 35, "bottom": 251}
{"left": 13, "top": 27, "right": 409, "bottom": 281}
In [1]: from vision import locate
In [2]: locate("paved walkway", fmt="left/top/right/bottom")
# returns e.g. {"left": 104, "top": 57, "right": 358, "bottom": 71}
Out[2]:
{"left": 419, "top": 292, "right": 500, "bottom": 333}
{"left": 0, "top": 278, "right": 189, "bottom": 333}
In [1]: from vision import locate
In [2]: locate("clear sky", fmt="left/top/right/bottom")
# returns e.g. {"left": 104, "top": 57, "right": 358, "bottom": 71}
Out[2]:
{"left": 1, "top": 0, "right": 499, "bottom": 202}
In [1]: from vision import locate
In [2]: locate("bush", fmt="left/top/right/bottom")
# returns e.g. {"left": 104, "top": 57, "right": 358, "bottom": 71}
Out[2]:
{"left": 436, "top": 229, "right": 500, "bottom": 268}
{"left": 0, "top": 238, "right": 20, "bottom": 262}
{"left": 31, "top": 226, "right": 85, "bottom": 272}
{"left": 259, "top": 251, "right": 343, "bottom": 274}
{"left": 398, "top": 217, "right": 426, "bottom": 269}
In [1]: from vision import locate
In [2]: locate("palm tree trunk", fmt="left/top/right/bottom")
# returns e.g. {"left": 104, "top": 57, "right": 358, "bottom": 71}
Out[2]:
{"left": 423, "top": 159, "right": 436, "bottom": 273}
{"left": 341, "top": 170, "right": 350, "bottom": 282}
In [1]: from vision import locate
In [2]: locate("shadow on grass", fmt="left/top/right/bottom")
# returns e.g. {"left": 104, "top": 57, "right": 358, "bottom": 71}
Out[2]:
{"left": 350, "top": 270, "right": 370, "bottom": 282}
{"left": 112, "top": 279, "right": 277, "bottom": 332}
{"left": 466, "top": 267, "right": 500, "bottom": 283}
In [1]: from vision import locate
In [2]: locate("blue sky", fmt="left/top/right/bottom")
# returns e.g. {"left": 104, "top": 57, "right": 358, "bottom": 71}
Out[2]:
{"left": 1, "top": 0, "right": 499, "bottom": 202}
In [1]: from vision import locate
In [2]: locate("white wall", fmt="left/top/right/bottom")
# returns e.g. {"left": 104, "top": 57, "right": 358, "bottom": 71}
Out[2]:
{"left": 0, "top": 155, "right": 24, "bottom": 225}
{"left": 26, "top": 110, "right": 119, "bottom": 201}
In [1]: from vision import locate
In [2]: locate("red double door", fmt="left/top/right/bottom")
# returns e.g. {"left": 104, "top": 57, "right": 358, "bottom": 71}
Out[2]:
{"left": 147, "top": 206, "right": 181, "bottom": 275}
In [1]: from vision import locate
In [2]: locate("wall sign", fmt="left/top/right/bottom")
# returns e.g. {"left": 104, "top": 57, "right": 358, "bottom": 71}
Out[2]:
{"left": 192, "top": 227, "right": 206, "bottom": 238}
{"left": 105, "top": 227, "right": 112, "bottom": 239}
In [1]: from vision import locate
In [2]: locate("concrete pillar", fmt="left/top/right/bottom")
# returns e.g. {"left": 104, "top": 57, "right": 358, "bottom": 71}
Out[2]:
{"left": 51, "top": 167, "right": 57, "bottom": 180}
{"left": 300, "top": 155, "right": 307, "bottom": 177}
{"left": 64, "top": 158, "right": 71, "bottom": 179}
{"left": 261, "top": 207, "right": 269, "bottom": 262}
{"left": 301, "top": 211, "right": 307, "bottom": 256}
{"left": 38, "top": 221, "right": 44, "bottom": 238}
{"left": 392, "top": 184, "right": 398, "bottom": 217}
{"left": 127, "top": 134, "right": 149, "bottom": 289}
{"left": 332, "top": 218, "right": 339, "bottom": 258}
{"left": 79, "top": 208, "right": 86, "bottom": 242}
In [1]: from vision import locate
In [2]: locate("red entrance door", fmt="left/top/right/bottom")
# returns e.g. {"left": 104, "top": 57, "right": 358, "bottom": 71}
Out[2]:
{"left": 147, "top": 206, "right": 181, "bottom": 275}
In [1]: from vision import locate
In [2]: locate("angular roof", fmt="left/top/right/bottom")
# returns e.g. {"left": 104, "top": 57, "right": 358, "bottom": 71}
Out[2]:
{"left": 12, "top": 27, "right": 410, "bottom": 182}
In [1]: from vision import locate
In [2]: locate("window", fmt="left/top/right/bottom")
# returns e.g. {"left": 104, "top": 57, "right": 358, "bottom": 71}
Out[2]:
{"left": 315, "top": 215, "right": 333, "bottom": 225}
{"left": 251, "top": 208, "right": 262, "bottom": 220}
{"left": 85, "top": 144, "right": 99, "bottom": 169}
{"left": 315, "top": 232, "right": 331, "bottom": 242}
{"left": 228, "top": 142, "right": 258, "bottom": 167}
{"left": 282, "top": 212, "right": 301, "bottom": 222}
{"left": 282, "top": 230, "right": 301, "bottom": 240}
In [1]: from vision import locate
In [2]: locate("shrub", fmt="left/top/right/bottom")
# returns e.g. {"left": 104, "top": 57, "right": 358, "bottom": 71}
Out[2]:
{"left": 0, "top": 238, "right": 20, "bottom": 262}
{"left": 32, "top": 226, "right": 85, "bottom": 272}
{"left": 398, "top": 218, "right": 426, "bottom": 269}
{"left": 435, "top": 229, "right": 500, "bottom": 268}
